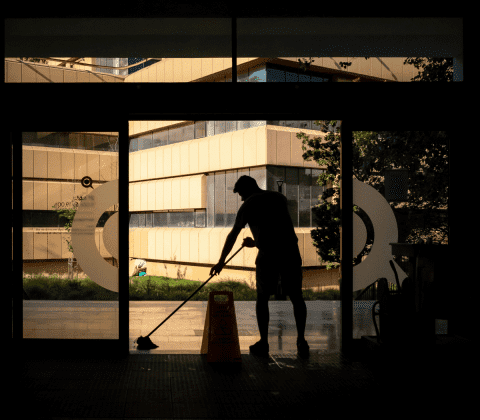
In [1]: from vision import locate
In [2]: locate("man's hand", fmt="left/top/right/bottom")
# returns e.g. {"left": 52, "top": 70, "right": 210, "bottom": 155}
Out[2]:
{"left": 210, "top": 261, "right": 225, "bottom": 277}
{"left": 242, "top": 237, "right": 255, "bottom": 248}
{"left": 210, "top": 237, "right": 255, "bottom": 277}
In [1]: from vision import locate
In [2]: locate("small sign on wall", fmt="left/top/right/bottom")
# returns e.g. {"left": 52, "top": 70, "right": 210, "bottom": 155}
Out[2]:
{"left": 384, "top": 169, "right": 409, "bottom": 202}
{"left": 53, "top": 195, "right": 86, "bottom": 209}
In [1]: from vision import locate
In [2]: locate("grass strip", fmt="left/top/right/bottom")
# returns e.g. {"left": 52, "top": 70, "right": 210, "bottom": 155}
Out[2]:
{"left": 23, "top": 273, "right": 341, "bottom": 301}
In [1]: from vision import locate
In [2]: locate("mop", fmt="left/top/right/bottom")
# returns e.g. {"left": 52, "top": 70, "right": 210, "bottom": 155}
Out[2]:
{"left": 135, "top": 244, "right": 245, "bottom": 350}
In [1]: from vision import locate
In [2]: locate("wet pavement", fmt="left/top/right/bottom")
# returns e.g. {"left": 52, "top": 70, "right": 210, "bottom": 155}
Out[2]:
{"left": 129, "top": 300, "right": 344, "bottom": 354}
{"left": 22, "top": 300, "right": 380, "bottom": 353}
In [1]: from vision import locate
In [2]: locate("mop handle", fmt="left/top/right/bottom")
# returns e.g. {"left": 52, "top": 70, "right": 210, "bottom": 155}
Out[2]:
{"left": 145, "top": 244, "right": 246, "bottom": 338}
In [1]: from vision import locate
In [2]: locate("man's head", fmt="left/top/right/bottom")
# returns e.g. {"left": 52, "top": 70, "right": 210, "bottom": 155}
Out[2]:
{"left": 233, "top": 175, "right": 263, "bottom": 201}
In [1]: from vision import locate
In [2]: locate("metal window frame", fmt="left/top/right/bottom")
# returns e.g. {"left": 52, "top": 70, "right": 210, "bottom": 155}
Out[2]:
{"left": 10, "top": 14, "right": 456, "bottom": 360}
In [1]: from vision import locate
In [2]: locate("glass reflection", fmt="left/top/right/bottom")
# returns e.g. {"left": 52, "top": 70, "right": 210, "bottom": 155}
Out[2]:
{"left": 248, "top": 65, "right": 266, "bottom": 82}
{"left": 22, "top": 132, "right": 119, "bottom": 340}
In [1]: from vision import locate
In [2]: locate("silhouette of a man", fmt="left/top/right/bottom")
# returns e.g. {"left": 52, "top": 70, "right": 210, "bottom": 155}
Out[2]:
{"left": 210, "top": 175, "right": 309, "bottom": 358}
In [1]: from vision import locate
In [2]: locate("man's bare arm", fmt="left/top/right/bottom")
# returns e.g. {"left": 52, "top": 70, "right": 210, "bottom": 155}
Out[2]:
{"left": 218, "top": 233, "right": 238, "bottom": 264}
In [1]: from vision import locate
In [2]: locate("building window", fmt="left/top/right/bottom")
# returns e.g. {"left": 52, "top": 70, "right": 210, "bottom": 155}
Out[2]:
{"left": 138, "top": 133, "right": 152, "bottom": 150}
{"left": 126, "top": 166, "right": 326, "bottom": 230}
{"left": 22, "top": 210, "right": 115, "bottom": 228}
{"left": 129, "top": 213, "right": 139, "bottom": 228}
{"left": 225, "top": 170, "right": 238, "bottom": 227}
{"left": 285, "top": 68, "right": 299, "bottom": 83}
{"left": 237, "top": 121, "right": 251, "bottom": 130}
{"left": 285, "top": 167, "right": 299, "bottom": 227}
{"left": 137, "top": 213, "right": 146, "bottom": 228}
{"left": 267, "top": 67, "right": 285, "bottom": 82}
{"left": 214, "top": 171, "right": 226, "bottom": 227}
{"left": 248, "top": 64, "right": 267, "bottom": 82}
{"left": 195, "top": 210, "right": 206, "bottom": 228}
{"left": 153, "top": 130, "right": 168, "bottom": 147}
{"left": 168, "top": 212, "right": 194, "bottom": 228}
{"left": 311, "top": 168, "right": 325, "bottom": 227}
{"left": 130, "top": 138, "right": 138, "bottom": 153}
{"left": 153, "top": 212, "right": 167, "bottom": 227}
{"left": 299, "top": 168, "right": 312, "bottom": 227}
{"left": 206, "top": 121, "right": 215, "bottom": 137}
{"left": 214, "top": 121, "right": 225, "bottom": 136}
{"left": 145, "top": 212, "right": 153, "bottom": 228}
{"left": 194, "top": 121, "right": 206, "bottom": 139}
{"left": 127, "top": 119, "right": 323, "bottom": 155}
{"left": 207, "top": 173, "right": 215, "bottom": 227}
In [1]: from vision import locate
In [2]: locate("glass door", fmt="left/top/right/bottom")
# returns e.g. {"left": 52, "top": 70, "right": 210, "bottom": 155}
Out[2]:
{"left": 22, "top": 132, "right": 120, "bottom": 340}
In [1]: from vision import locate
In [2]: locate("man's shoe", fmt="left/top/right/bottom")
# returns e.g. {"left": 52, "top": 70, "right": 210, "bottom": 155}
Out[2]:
{"left": 297, "top": 339, "right": 310, "bottom": 358}
{"left": 249, "top": 340, "right": 269, "bottom": 358}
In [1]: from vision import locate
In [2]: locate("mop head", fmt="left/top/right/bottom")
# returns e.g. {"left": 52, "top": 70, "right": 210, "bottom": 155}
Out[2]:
{"left": 136, "top": 336, "right": 159, "bottom": 350}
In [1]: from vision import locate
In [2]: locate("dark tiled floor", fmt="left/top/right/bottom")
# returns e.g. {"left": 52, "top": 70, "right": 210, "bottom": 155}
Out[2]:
{"left": 21, "top": 344, "right": 474, "bottom": 419}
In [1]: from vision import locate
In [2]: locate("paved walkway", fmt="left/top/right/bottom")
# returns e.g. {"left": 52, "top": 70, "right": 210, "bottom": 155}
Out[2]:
{"left": 22, "top": 300, "right": 380, "bottom": 353}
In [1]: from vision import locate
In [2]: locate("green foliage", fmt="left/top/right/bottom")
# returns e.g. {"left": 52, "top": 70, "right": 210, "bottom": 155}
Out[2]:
{"left": 24, "top": 274, "right": 340, "bottom": 301}
{"left": 296, "top": 121, "right": 449, "bottom": 273}
{"left": 403, "top": 58, "right": 453, "bottom": 82}
{"left": 23, "top": 274, "right": 118, "bottom": 300}
{"left": 51, "top": 196, "right": 85, "bottom": 254}
{"left": 298, "top": 57, "right": 453, "bottom": 82}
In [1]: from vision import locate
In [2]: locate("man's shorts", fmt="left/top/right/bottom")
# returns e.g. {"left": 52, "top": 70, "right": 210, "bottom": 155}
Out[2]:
{"left": 255, "top": 247, "right": 303, "bottom": 297}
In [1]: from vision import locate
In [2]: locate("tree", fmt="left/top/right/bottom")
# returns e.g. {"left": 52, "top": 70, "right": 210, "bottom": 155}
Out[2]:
{"left": 296, "top": 122, "right": 449, "bottom": 274}
{"left": 298, "top": 57, "right": 453, "bottom": 82}
{"left": 403, "top": 58, "right": 453, "bottom": 82}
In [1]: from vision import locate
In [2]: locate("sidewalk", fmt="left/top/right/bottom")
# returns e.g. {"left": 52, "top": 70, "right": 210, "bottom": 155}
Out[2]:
{"left": 21, "top": 300, "right": 384, "bottom": 354}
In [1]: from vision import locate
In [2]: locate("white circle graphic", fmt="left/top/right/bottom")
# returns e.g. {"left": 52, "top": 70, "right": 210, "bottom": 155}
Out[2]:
{"left": 352, "top": 178, "right": 408, "bottom": 292}
{"left": 71, "top": 180, "right": 119, "bottom": 292}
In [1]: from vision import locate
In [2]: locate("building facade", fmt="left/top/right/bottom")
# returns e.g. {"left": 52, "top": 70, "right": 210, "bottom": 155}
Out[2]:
{"left": 16, "top": 56, "right": 423, "bottom": 292}
{"left": 5, "top": 56, "right": 421, "bottom": 83}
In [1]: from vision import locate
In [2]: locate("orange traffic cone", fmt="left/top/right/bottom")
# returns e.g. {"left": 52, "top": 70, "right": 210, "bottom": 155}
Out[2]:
{"left": 201, "top": 291, "right": 242, "bottom": 364}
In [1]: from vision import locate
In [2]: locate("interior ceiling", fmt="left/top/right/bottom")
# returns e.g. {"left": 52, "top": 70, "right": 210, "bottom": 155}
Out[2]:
{"left": 4, "top": 15, "right": 462, "bottom": 58}
{"left": 1, "top": 2, "right": 461, "bottom": 18}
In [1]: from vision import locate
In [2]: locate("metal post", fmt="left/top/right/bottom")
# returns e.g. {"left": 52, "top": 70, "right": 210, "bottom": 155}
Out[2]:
{"left": 275, "top": 179, "right": 286, "bottom": 300}
{"left": 119, "top": 120, "right": 129, "bottom": 356}
{"left": 232, "top": 14, "right": 237, "bottom": 83}
{"left": 340, "top": 122, "right": 353, "bottom": 356}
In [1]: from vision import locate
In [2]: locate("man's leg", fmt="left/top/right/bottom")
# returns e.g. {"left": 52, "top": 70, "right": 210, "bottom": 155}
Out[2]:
{"left": 289, "top": 289, "right": 307, "bottom": 342}
{"left": 256, "top": 292, "right": 270, "bottom": 343}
